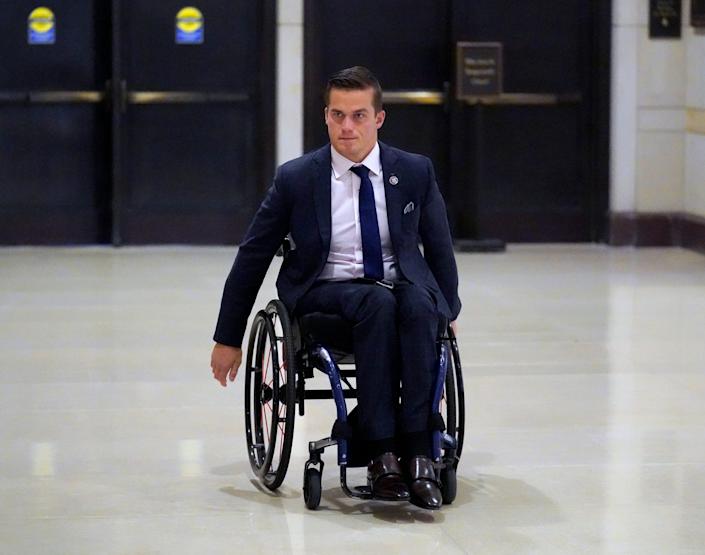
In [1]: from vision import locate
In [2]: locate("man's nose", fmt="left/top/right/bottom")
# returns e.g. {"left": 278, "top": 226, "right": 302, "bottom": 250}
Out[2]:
{"left": 341, "top": 115, "right": 354, "bottom": 131}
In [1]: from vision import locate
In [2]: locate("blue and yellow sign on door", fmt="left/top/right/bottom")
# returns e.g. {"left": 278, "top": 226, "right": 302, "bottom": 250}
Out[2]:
{"left": 176, "top": 7, "right": 204, "bottom": 44}
{"left": 28, "top": 6, "right": 55, "bottom": 45}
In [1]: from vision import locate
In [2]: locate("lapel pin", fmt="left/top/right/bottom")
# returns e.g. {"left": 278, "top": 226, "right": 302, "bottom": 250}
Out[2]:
{"left": 389, "top": 175, "right": 399, "bottom": 186}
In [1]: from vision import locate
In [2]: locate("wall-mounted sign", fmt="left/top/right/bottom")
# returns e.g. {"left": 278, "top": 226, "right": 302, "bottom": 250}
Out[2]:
{"left": 692, "top": 0, "right": 705, "bottom": 27}
{"left": 28, "top": 6, "right": 55, "bottom": 45}
{"left": 176, "top": 6, "right": 204, "bottom": 45}
{"left": 456, "top": 42, "right": 502, "bottom": 99}
{"left": 649, "top": 0, "right": 682, "bottom": 38}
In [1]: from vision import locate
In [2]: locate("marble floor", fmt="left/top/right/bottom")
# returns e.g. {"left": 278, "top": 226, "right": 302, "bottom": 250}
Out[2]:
{"left": 1, "top": 245, "right": 704, "bottom": 554}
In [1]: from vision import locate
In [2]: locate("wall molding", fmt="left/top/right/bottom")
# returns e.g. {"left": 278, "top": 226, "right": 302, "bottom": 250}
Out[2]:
{"left": 686, "top": 108, "right": 705, "bottom": 134}
{"left": 609, "top": 211, "right": 705, "bottom": 254}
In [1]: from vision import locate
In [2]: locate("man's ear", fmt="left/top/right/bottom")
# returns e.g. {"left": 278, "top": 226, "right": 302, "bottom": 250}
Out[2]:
{"left": 375, "top": 109, "right": 386, "bottom": 129}
{"left": 324, "top": 107, "right": 329, "bottom": 123}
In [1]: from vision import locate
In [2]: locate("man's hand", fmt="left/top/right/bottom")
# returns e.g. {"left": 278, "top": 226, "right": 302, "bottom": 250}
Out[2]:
{"left": 211, "top": 343, "right": 242, "bottom": 387}
{"left": 450, "top": 320, "right": 458, "bottom": 335}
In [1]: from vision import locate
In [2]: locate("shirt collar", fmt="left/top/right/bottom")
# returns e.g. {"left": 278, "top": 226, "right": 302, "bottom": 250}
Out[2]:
{"left": 330, "top": 142, "right": 381, "bottom": 180}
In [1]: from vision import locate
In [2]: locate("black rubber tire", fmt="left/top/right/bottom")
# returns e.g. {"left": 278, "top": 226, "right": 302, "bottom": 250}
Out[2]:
{"left": 244, "top": 300, "right": 297, "bottom": 491}
{"left": 440, "top": 466, "right": 457, "bottom": 505}
{"left": 244, "top": 310, "right": 269, "bottom": 477}
{"left": 262, "top": 300, "right": 297, "bottom": 488}
{"left": 447, "top": 324, "right": 465, "bottom": 461}
{"left": 443, "top": 350, "right": 457, "bottom": 444}
{"left": 303, "top": 467, "right": 322, "bottom": 510}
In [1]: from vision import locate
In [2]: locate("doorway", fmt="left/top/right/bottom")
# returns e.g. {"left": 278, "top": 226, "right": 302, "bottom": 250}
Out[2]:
{"left": 0, "top": 1, "right": 275, "bottom": 244}
{"left": 304, "top": 0, "right": 611, "bottom": 243}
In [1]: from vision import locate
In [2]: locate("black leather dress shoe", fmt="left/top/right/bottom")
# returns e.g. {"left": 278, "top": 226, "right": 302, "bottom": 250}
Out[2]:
{"left": 408, "top": 456, "right": 442, "bottom": 510}
{"left": 367, "top": 452, "right": 410, "bottom": 501}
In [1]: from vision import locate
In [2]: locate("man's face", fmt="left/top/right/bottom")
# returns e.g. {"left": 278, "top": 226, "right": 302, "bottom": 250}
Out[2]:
{"left": 325, "top": 87, "right": 385, "bottom": 163}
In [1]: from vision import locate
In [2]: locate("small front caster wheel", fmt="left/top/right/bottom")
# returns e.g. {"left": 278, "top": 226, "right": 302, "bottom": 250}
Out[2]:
{"left": 441, "top": 466, "right": 457, "bottom": 505}
{"left": 303, "top": 467, "right": 322, "bottom": 510}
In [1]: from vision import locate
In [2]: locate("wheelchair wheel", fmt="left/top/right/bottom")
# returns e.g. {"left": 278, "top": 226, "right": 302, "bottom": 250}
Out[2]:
{"left": 440, "top": 466, "right": 457, "bottom": 504}
{"left": 244, "top": 300, "right": 297, "bottom": 490}
{"left": 303, "top": 467, "right": 322, "bottom": 510}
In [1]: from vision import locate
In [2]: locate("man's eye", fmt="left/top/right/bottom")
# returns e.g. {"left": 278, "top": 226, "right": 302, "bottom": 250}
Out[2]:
{"left": 355, "top": 113, "right": 366, "bottom": 119}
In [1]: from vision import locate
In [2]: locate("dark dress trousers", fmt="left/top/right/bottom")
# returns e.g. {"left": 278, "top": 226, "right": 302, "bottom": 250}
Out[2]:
{"left": 214, "top": 142, "right": 461, "bottom": 443}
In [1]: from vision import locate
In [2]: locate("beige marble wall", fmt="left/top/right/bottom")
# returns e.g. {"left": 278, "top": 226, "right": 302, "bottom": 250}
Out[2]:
{"left": 685, "top": 23, "right": 705, "bottom": 217}
{"left": 276, "top": 0, "right": 304, "bottom": 166}
{"left": 611, "top": 2, "right": 640, "bottom": 211}
{"left": 612, "top": 0, "right": 705, "bottom": 218}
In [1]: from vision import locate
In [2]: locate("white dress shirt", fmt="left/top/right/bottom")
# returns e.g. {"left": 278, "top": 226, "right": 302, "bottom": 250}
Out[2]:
{"left": 319, "top": 143, "right": 399, "bottom": 281}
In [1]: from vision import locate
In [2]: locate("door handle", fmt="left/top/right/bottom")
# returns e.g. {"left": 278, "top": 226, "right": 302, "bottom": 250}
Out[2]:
{"left": 125, "top": 91, "right": 249, "bottom": 104}
{"left": 0, "top": 90, "right": 105, "bottom": 104}
{"left": 382, "top": 90, "right": 446, "bottom": 106}
{"left": 460, "top": 92, "right": 582, "bottom": 106}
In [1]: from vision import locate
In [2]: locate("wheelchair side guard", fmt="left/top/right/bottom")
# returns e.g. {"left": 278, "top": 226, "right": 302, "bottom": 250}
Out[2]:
{"left": 449, "top": 333, "right": 465, "bottom": 460}
{"left": 431, "top": 342, "right": 457, "bottom": 462}
{"left": 309, "top": 345, "right": 349, "bottom": 466}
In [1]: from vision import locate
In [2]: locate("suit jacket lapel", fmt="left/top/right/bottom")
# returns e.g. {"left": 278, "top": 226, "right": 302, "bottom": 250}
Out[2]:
{"left": 312, "top": 145, "right": 332, "bottom": 257}
{"left": 380, "top": 142, "right": 404, "bottom": 251}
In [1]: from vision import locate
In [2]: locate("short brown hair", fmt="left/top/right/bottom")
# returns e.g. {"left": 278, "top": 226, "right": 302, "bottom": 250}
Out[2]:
{"left": 324, "top": 66, "right": 383, "bottom": 113}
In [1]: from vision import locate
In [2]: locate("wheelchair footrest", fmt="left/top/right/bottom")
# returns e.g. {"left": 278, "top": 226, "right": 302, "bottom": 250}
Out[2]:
{"left": 340, "top": 466, "right": 373, "bottom": 500}
{"left": 353, "top": 485, "right": 372, "bottom": 495}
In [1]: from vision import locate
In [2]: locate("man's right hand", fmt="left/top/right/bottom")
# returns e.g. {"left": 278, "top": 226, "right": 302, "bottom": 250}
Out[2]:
{"left": 211, "top": 343, "right": 242, "bottom": 387}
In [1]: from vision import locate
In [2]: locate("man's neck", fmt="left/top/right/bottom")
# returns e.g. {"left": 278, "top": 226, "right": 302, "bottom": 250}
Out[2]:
{"left": 331, "top": 145, "right": 376, "bottom": 165}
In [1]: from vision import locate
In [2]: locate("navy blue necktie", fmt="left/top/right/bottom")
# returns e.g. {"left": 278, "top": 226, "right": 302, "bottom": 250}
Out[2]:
{"left": 351, "top": 165, "right": 384, "bottom": 281}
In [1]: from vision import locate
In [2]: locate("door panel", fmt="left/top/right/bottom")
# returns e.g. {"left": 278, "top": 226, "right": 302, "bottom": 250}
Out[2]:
{"left": 453, "top": 103, "right": 589, "bottom": 241}
{"left": 120, "top": 103, "right": 256, "bottom": 242}
{"left": 118, "top": 0, "right": 269, "bottom": 244}
{"left": 451, "top": 0, "right": 592, "bottom": 241}
{"left": 0, "top": 1, "right": 110, "bottom": 244}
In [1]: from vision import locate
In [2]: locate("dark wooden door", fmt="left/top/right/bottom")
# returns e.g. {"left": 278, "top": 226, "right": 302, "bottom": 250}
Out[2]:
{"left": 115, "top": 1, "right": 275, "bottom": 244}
{"left": 0, "top": 1, "right": 275, "bottom": 245}
{"left": 0, "top": 1, "right": 111, "bottom": 244}
{"left": 304, "top": 0, "right": 610, "bottom": 243}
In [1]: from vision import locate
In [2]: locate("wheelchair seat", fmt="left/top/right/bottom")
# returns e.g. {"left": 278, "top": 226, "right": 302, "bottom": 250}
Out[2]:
{"left": 298, "top": 312, "right": 354, "bottom": 363}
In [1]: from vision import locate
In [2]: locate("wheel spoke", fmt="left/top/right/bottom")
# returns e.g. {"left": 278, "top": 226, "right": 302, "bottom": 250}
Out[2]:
{"left": 262, "top": 345, "right": 272, "bottom": 383}
{"left": 279, "top": 423, "right": 285, "bottom": 459}
{"left": 262, "top": 403, "right": 270, "bottom": 440}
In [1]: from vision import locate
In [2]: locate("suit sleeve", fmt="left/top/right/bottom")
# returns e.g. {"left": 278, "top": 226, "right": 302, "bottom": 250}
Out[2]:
{"left": 418, "top": 158, "right": 461, "bottom": 320}
{"left": 213, "top": 170, "right": 290, "bottom": 347}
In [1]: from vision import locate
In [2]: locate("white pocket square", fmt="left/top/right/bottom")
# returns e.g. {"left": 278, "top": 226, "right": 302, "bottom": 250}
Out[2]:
{"left": 403, "top": 202, "right": 415, "bottom": 215}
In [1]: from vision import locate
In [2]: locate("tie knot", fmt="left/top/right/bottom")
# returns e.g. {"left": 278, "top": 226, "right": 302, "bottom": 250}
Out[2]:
{"left": 350, "top": 165, "right": 369, "bottom": 179}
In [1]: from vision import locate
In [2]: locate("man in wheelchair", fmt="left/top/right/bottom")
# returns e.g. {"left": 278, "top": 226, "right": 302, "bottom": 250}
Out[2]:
{"left": 211, "top": 66, "right": 461, "bottom": 510}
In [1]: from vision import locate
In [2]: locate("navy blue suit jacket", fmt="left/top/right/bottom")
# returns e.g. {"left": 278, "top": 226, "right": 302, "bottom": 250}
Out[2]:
{"left": 214, "top": 142, "right": 461, "bottom": 347}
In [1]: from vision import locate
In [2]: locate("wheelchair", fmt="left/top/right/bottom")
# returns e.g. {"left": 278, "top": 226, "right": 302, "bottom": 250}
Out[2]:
{"left": 243, "top": 293, "right": 465, "bottom": 510}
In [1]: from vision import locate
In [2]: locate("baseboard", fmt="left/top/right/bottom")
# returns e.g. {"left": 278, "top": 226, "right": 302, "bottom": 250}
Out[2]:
{"left": 608, "top": 212, "right": 705, "bottom": 254}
